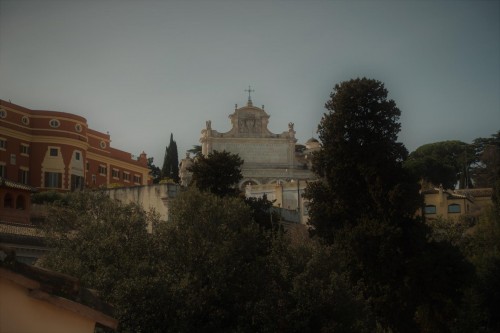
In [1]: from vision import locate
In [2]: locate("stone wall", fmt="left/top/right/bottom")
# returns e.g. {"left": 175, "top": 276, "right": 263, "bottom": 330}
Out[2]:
{"left": 106, "top": 184, "right": 180, "bottom": 229}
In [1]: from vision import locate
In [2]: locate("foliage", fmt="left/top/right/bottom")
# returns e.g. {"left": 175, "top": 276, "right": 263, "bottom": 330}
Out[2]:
{"left": 187, "top": 144, "right": 202, "bottom": 157}
{"left": 304, "top": 78, "right": 471, "bottom": 332}
{"left": 188, "top": 150, "right": 243, "bottom": 197}
{"left": 39, "top": 188, "right": 380, "bottom": 332}
{"left": 161, "top": 133, "right": 179, "bottom": 183}
{"left": 158, "top": 188, "right": 374, "bottom": 332}
{"left": 244, "top": 194, "right": 281, "bottom": 231}
{"left": 153, "top": 188, "right": 274, "bottom": 331}
{"left": 470, "top": 131, "right": 500, "bottom": 188}
{"left": 148, "top": 157, "right": 161, "bottom": 184}
{"left": 405, "top": 140, "right": 474, "bottom": 189}
{"left": 31, "top": 190, "right": 68, "bottom": 204}
{"left": 305, "top": 77, "right": 421, "bottom": 240}
{"left": 39, "top": 191, "right": 161, "bottom": 332}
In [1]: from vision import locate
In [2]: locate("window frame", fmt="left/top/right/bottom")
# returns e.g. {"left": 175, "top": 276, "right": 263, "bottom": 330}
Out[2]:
{"left": 20, "top": 144, "right": 30, "bottom": 156}
{"left": 49, "top": 119, "right": 60, "bottom": 128}
{"left": 448, "top": 204, "right": 461, "bottom": 214}
{"left": 98, "top": 165, "right": 107, "bottom": 176}
{"left": 49, "top": 147, "right": 59, "bottom": 157}
{"left": 45, "top": 172, "right": 61, "bottom": 188}
{"left": 424, "top": 205, "right": 437, "bottom": 214}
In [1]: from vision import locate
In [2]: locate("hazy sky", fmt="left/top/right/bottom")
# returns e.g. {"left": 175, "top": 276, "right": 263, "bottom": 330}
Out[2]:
{"left": 1, "top": 0, "right": 499, "bottom": 165}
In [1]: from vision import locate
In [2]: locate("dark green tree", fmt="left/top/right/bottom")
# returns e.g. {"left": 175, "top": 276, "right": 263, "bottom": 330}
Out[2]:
{"left": 39, "top": 191, "right": 162, "bottom": 332}
{"left": 304, "top": 78, "right": 471, "bottom": 332}
{"left": 153, "top": 187, "right": 273, "bottom": 332}
{"left": 470, "top": 131, "right": 500, "bottom": 188}
{"left": 244, "top": 194, "right": 281, "bottom": 231}
{"left": 161, "top": 133, "right": 179, "bottom": 183}
{"left": 147, "top": 157, "right": 161, "bottom": 184}
{"left": 187, "top": 144, "right": 202, "bottom": 157}
{"left": 405, "top": 140, "right": 474, "bottom": 189}
{"left": 305, "top": 77, "right": 421, "bottom": 240}
{"left": 188, "top": 150, "right": 243, "bottom": 197}
{"left": 157, "top": 188, "right": 375, "bottom": 332}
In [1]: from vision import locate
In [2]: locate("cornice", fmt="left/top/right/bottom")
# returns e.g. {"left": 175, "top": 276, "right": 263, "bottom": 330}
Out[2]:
{"left": 86, "top": 151, "right": 148, "bottom": 175}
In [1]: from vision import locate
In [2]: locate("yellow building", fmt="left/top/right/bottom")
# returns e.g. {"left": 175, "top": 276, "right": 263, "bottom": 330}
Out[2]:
{"left": 421, "top": 187, "right": 493, "bottom": 221}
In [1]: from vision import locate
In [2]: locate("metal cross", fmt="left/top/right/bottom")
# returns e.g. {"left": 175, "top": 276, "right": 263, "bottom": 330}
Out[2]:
{"left": 244, "top": 85, "right": 255, "bottom": 101}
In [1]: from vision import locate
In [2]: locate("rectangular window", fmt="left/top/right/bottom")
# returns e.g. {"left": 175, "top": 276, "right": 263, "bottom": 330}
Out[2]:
{"left": 424, "top": 205, "right": 437, "bottom": 214}
{"left": 86, "top": 162, "right": 90, "bottom": 171}
{"left": 98, "top": 165, "right": 107, "bottom": 176}
{"left": 0, "top": 164, "right": 5, "bottom": 177}
{"left": 133, "top": 175, "right": 141, "bottom": 184}
{"left": 44, "top": 172, "right": 61, "bottom": 188}
{"left": 20, "top": 144, "right": 30, "bottom": 156}
{"left": 10, "top": 154, "right": 16, "bottom": 165}
{"left": 0, "top": 138, "right": 6, "bottom": 150}
{"left": 75, "top": 152, "right": 81, "bottom": 160}
{"left": 92, "top": 174, "right": 96, "bottom": 184}
{"left": 71, "top": 174, "right": 84, "bottom": 191}
{"left": 123, "top": 172, "right": 130, "bottom": 182}
{"left": 112, "top": 169, "right": 120, "bottom": 179}
{"left": 448, "top": 204, "right": 461, "bottom": 213}
{"left": 50, "top": 148, "right": 58, "bottom": 156}
{"left": 19, "top": 169, "right": 29, "bottom": 184}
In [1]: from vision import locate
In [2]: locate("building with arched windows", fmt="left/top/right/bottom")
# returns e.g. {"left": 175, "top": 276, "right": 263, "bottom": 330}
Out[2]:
{"left": 0, "top": 177, "right": 37, "bottom": 224}
{"left": 190, "top": 96, "right": 317, "bottom": 188}
{"left": 0, "top": 99, "right": 149, "bottom": 193}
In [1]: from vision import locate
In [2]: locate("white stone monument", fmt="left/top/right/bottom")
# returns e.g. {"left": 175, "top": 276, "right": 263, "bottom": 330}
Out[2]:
{"left": 198, "top": 88, "right": 315, "bottom": 188}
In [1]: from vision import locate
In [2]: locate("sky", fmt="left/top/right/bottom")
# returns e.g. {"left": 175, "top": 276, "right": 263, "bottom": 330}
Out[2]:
{"left": 1, "top": 0, "right": 499, "bottom": 165}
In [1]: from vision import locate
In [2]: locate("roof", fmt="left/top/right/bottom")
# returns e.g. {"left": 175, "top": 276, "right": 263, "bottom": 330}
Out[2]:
{"left": 0, "top": 177, "right": 38, "bottom": 192}
{"left": 455, "top": 188, "right": 493, "bottom": 198}
{"left": 0, "top": 222, "right": 45, "bottom": 246}
{"left": 421, "top": 187, "right": 495, "bottom": 202}
{"left": 0, "top": 246, "right": 118, "bottom": 330}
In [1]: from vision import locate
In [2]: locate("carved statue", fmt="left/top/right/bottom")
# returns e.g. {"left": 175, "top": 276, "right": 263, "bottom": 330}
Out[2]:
{"left": 206, "top": 120, "right": 211, "bottom": 130}
{"left": 288, "top": 122, "right": 294, "bottom": 131}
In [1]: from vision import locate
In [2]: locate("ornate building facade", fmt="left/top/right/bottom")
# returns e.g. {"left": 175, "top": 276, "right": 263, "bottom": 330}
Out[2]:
{"left": 192, "top": 95, "right": 317, "bottom": 188}
{"left": 0, "top": 99, "right": 149, "bottom": 192}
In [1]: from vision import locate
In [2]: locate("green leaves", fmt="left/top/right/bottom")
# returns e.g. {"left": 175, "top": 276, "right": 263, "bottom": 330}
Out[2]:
{"left": 307, "top": 77, "right": 419, "bottom": 234}
{"left": 161, "top": 133, "right": 180, "bottom": 183}
{"left": 405, "top": 140, "right": 474, "bottom": 190}
{"left": 188, "top": 150, "right": 243, "bottom": 197}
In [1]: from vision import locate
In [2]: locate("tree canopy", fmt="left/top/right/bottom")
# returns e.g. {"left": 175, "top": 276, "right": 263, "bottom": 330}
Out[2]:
{"left": 148, "top": 157, "right": 161, "bottom": 184}
{"left": 405, "top": 140, "right": 474, "bottom": 189}
{"left": 304, "top": 78, "right": 471, "bottom": 332}
{"left": 39, "top": 191, "right": 161, "bottom": 332}
{"left": 188, "top": 150, "right": 243, "bottom": 197}
{"left": 470, "top": 131, "right": 500, "bottom": 188}
{"left": 305, "top": 77, "right": 421, "bottom": 238}
{"left": 40, "top": 188, "right": 376, "bottom": 332}
{"left": 161, "top": 133, "right": 179, "bottom": 182}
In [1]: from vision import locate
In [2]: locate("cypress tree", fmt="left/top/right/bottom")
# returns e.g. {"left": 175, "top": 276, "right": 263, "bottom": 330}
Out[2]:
{"left": 161, "top": 133, "right": 180, "bottom": 182}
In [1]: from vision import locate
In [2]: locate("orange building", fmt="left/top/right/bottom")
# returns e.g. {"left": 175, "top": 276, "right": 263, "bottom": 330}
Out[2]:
{"left": 0, "top": 99, "right": 149, "bottom": 192}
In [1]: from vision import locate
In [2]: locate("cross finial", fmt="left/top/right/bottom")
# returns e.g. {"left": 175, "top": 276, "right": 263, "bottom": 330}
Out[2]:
{"left": 244, "top": 85, "right": 254, "bottom": 104}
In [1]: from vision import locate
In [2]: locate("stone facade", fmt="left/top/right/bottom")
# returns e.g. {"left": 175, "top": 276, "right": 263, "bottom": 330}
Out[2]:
{"left": 192, "top": 97, "right": 317, "bottom": 188}
{"left": 106, "top": 183, "right": 180, "bottom": 230}
{"left": 245, "top": 180, "right": 310, "bottom": 225}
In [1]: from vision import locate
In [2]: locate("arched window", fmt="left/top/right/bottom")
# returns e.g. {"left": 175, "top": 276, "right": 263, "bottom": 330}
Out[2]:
{"left": 4, "top": 193, "right": 13, "bottom": 208}
{"left": 448, "top": 204, "right": 461, "bottom": 213}
{"left": 424, "top": 205, "right": 437, "bottom": 214}
{"left": 16, "top": 195, "right": 25, "bottom": 210}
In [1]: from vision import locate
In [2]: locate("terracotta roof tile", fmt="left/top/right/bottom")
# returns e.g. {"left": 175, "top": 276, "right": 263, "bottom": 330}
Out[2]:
{"left": 0, "top": 177, "right": 38, "bottom": 192}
